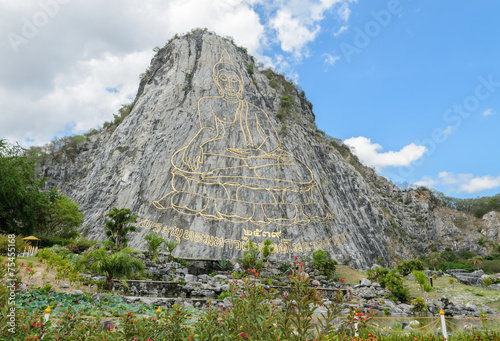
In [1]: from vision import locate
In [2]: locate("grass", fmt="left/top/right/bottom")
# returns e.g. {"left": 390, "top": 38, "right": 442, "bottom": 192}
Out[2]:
{"left": 336, "top": 264, "right": 365, "bottom": 285}
{"left": 403, "top": 276, "right": 500, "bottom": 311}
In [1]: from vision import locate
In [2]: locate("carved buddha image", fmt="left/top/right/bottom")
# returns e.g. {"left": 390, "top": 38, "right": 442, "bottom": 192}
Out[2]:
{"left": 153, "top": 50, "right": 332, "bottom": 226}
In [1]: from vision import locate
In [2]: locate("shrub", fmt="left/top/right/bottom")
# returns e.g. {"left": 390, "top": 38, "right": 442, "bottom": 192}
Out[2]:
{"left": 237, "top": 240, "right": 264, "bottom": 273}
{"left": 482, "top": 259, "right": 500, "bottom": 274}
{"left": 144, "top": 232, "right": 166, "bottom": 263}
{"left": 438, "top": 261, "right": 474, "bottom": 272}
{"left": 482, "top": 274, "right": 500, "bottom": 287}
{"left": 216, "top": 257, "right": 234, "bottom": 271}
{"left": 0, "top": 234, "right": 29, "bottom": 254}
{"left": 367, "top": 267, "right": 409, "bottom": 303}
{"left": 278, "top": 262, "right": 291, "bottom": 273}
{"left": 411, "top": 297, "right": 427, "bottom": 313}
{"left": 175, "top": 258, "right": 190, "bottom": 268}
{"left": 396, "top": 259, "right": 424, "bottom": 276}
{"left": 64, "top": 239, "right": 96, "bottom": 254}
{"left": 412, "top": 270, "right": 433, "bottom": 300}
{"left": 311, "top": 249, "right": 337, "bottom": 279}
{"left": 218, "top": 291, "right": 231, "bottom": 300}
{"left": 440, "top": 249, "right": 458, "bottom": 262}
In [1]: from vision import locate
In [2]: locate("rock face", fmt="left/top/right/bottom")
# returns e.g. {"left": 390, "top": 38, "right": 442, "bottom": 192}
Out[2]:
{"left": 39, "top": 30, "right": 498, "bottom": 268}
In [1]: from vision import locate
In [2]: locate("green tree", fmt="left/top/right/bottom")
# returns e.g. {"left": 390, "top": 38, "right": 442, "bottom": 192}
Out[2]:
{"left": 0, "top": 140, "right": 45, "bottom": 235}
{"left": 144, "top": 232, "right": 166, "bottom": 263}
{"left": 104, "top": 207, "right": 138, "bottom": 250}
{"left": 427, "top": 252, "right": 442, "bottom": 271}
{"left": 79, "top": 246, "right": 144, "bottom": 290}
{"left": 468, "top": 255, "right": 484, "bottom": 270}
{"left": 311, "top": 249, "right": 337, "bottom": 279}
{"left": 34, "top": 188, "right": 83, "bottom": 238}
{"left": 412, "top": 270, "right": 433, "bottom": 300}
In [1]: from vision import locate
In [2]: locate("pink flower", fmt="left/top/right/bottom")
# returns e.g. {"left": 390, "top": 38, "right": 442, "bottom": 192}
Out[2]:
{"left": 241, "top": 332, "right": 248, "bottom": 338}
{"left": 254, "top": 273, "right": 258, "bottom": 277}
{"left": 299, "top": 261, "right": 304, "bottom": 266}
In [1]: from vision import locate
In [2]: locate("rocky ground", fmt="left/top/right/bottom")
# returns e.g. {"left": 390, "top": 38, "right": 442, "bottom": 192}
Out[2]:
{"left": 19, "top": 254, "right": 500, "bottom": 319}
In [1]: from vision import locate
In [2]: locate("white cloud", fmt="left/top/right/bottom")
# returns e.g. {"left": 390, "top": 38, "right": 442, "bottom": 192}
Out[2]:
{"left": 420, "top": 172, "right": 500, "bottom": 194}
{"left": 334, "top": 25, "right": 348, "bottom": 36}
{"left": 343, "top": 136, "right": 427, "bottom": 168}
{"left": 337, "top": 2, "right": 351, "bottom": 22}
{"left": 482, "top": 108, "right": 495, "bottom": 117}
{"left": 0, "top": 51, "right": 151, "bottom": 145}
{"left": 271, "top": 9, "right": 321, "bottom": 56}
{"left": 323, "top": 53, "right": 340, "bottom": 66}
{"left": 0, "top": 0, "right": 357, "bottom": 147}
{"left": 266, "top": 0, "right": 353, "bottom": 57}
{"left": 460, "top": 175, "right": 500, "bottom": 193}
{"left": 0, "top": 0, "right": 268, "bottom": 146}
{"left": 414, "top": 176, "right": 437, "bottom": 189}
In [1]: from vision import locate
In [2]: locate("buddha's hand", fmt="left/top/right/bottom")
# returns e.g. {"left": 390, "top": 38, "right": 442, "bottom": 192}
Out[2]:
{"left": 183, "top": 144, "right": 204, "bottom": 171}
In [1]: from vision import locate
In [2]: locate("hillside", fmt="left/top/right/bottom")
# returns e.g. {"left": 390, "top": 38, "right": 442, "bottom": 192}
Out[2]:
{"left": 36, "top": 29, "right": 500, "bottom": 269}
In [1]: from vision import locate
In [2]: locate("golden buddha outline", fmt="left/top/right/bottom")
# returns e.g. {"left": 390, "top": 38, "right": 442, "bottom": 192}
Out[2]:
{"left": 153, "top": 50, "right": 333, "bottom": 226}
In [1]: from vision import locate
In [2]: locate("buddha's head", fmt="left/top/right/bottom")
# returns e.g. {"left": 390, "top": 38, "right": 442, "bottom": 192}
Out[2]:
{"left": 213, "top": 50, "right": 244, "bottom": 100}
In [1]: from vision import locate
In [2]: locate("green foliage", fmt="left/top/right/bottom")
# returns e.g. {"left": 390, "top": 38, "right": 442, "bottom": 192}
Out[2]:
{"left": 246, "top": 64, "right": 254, "bottom": 77}
{"left": 175, "top": 258, "right": 190, "bottom": 268}
{"left": 311, "top": 249, "right": 337, "bottom": 279}
{"left": 79, "top": 246, "right": 144, "bottom": 290}
{"left": 439, "top": 261, "right": 474, "bottom": 272}
{"left": 482, "top": 274, "right": 500, "bottom": 287}
{"left": 411, "top": 297, "right": 427, "bottom": 313}
{"left": 0, "top": 140, "right": 47, "bottom": 235}
{"left": 367, "top": 267, "right": 410, "bottom": 303}
{"left": 433, "top": 190, "right": 500, "bottom": 218}
{"left": 478, "top": 237, "right": 486, "bottom": 247}
{"left": 218, "top": 290, "right": 231, "bottom": 300}
{"left": 104, "top": 207, "right": 138, "bottom": 250}
{"left": 396, "top": 259, "right": 425, "bottom": 276}
{"left": 279, "top": 262, "right": 291, "bottom": 273}
{"left": 481, "top": 259, "right": 500, "bottom": 274}
{"left": 216, "top": 257, "right": 234, "bottom": 271}
{"left": 412, "top": 270, "right": 433, "bottom": 300}
{"left": 64, "top": 239, "right": 96, "bottom": 254}
{"left": 144, "top": 232, "right": 166, "bottom": 263}
{"left": 262, "top": 239, "right": 274, "bottom": 262}
{"left": 367, "top": 267, "right": 390, "bottom": 286}
{"left": 468, "top": 255, "right": 484, "bottom": 270}
{"left": 276, "top": 93, "right": 293, "bottom": 124}
{"left": 34, "top": 189, "right": 84, "bottom": 239}
{"left": 237, "top": 240, "right": 265, "bottom": 273}
{"left": 440, "top": 249, "right": 459, "bottom": 262}
{"left": 0, "top": 234, "right": 29, "bottom": 254}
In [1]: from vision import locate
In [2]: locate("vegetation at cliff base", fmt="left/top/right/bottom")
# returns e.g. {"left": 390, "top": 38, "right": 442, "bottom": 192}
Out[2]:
{"left": 0, "top": 140, "right": 83, "bottom": 237}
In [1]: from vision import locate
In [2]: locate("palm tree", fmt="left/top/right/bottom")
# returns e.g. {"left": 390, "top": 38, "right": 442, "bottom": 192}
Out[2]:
{"left": 144, "top": 232, "right": 166, "bottom": 263}
{"left": 468, "top": 255, "right": 484, "bottom": 270}
{"left": 105, "top": 207, "right": 138, "bottom": 250}
{"left": 80, "top": 247, "right": 144, "bottom": 290}
{"left": 427, "top": 252, "right": 442, "bottom": 271}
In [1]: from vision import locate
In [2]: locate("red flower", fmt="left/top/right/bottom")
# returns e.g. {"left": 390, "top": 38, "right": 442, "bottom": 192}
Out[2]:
{"left": 299, "top": 261, "right": 304, "bottom": 266}
{"left": 255, "top": 273, "right": 258, "bottom": 277}
{"left": 294, "top": 256, "right": 298, "bottom": 261}
{"left": 241, "top": 332, "right": 248, "bottom": 338}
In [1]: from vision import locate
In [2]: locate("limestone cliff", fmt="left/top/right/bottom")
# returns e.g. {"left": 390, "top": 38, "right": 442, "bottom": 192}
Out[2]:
{"left": 39, "top": 30, "right": 498, "bottom": 269}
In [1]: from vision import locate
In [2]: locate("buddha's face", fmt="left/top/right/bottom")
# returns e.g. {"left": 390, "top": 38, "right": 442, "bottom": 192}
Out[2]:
{"left": 215, "top": 69, "right": 242, "bottom": 98}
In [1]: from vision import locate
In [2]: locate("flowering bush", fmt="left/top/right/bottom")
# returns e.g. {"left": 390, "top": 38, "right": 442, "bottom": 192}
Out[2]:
{"left": 482, "top": 273, "right": 500, "bottom": 287}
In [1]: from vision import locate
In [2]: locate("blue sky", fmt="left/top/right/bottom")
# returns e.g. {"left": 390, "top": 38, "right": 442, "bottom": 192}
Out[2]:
{"left": 1, "top": 0, "right": 498, "bottom": 198}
